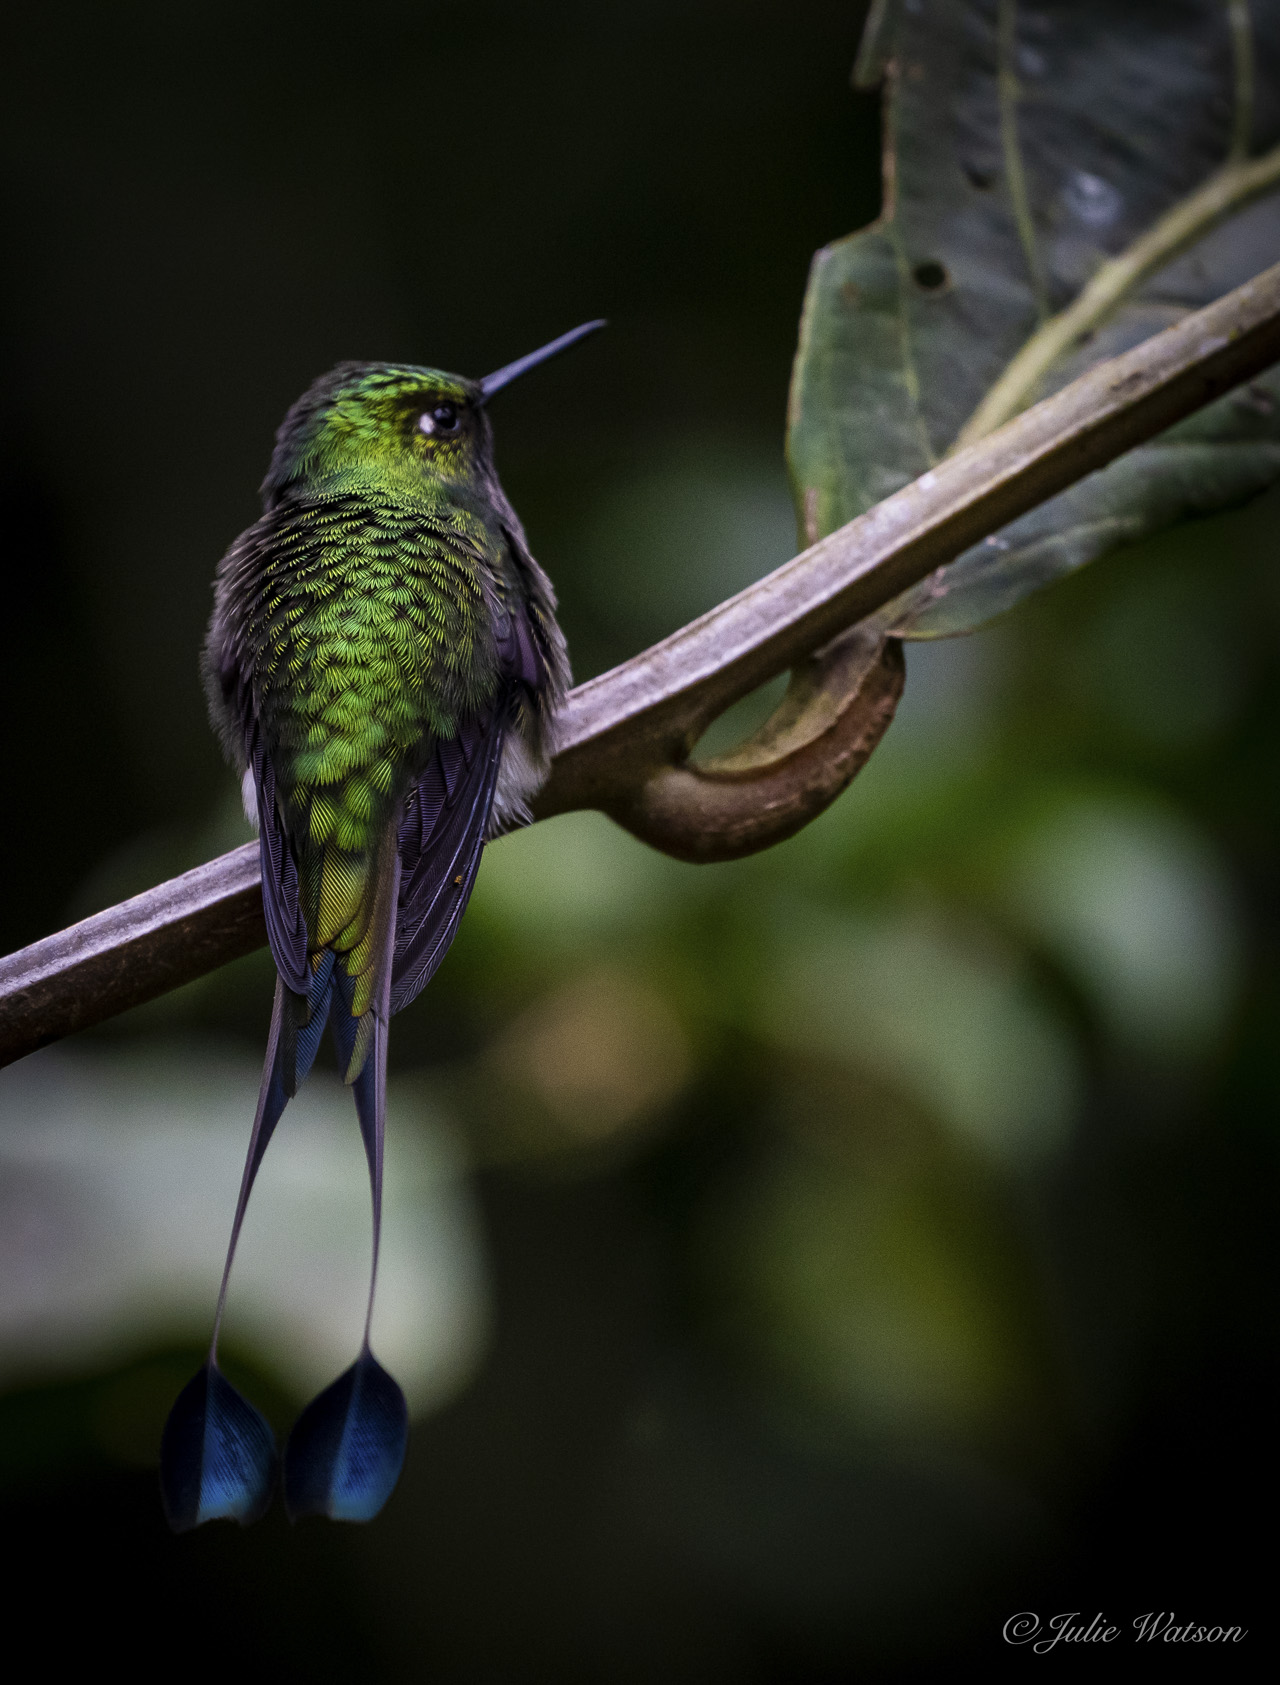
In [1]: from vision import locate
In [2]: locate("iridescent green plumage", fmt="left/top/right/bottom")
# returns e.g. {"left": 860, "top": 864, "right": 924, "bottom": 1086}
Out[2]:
{"left": 163, "top": 326, "right": 601, "bottom": 1530}
{"left": 205, "top": 359, "right": 567, "bottom": 1038}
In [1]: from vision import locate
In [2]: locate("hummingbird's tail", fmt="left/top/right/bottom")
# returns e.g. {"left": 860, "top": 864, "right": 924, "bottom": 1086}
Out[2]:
{"left": 282, "top": 911, "right": 408, "bottom": 1523}
{"left": 158, "top": 957, "right": 332, "bottom": 1531}
{"left": 159, "top": 896, "right": 407, "bottom": 1531}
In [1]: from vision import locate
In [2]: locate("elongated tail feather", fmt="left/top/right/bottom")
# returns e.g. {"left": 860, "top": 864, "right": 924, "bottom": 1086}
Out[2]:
{"left": 285, "top": 873, "right": 408, "bottom": 1521}
{"left": 210, "top": 954, "right": 335, "bottom": 1348}
{"left": 160, "top": 1362, "right": 276, "bottom": 1532}
{"left": 159, "top": 954, "right": 335, "bottom": 1532}
{"left": 282, "top": 1350, "right": 408, "bottom": 1522}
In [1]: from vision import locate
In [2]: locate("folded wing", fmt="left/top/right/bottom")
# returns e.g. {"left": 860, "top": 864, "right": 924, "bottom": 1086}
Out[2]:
{"left": 390, "top": 708, "right": 506, "bottom": 1015}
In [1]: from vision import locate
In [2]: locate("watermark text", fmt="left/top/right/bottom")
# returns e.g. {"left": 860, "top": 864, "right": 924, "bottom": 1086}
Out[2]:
{"left": 1003, "top": 1611, "right": 1247, "bottom": 1652}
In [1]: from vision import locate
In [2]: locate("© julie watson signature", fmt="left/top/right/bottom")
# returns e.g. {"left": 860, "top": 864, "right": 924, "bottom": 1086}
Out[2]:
{"left": 1003, "top": 1612, "right": 1247, "bottom": 1652}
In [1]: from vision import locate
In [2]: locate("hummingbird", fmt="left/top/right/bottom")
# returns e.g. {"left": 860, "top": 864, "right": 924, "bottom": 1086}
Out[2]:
{"left": 159, "top": 320, "right": 603, "bottom": 1531}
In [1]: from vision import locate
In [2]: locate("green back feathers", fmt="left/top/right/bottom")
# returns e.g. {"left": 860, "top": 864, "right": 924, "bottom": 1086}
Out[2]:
{"left": 208, "top": 360, "right": 523, "bottom": 1011}
{"left": 253, "top": 495, "right": 501, "bottom": 1009}
{"left": 255, "top": 496, "right": 498, "bottom": 844}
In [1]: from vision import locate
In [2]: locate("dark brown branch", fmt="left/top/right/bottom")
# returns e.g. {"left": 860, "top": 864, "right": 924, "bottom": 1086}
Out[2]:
{"left": 4, "top": 260, "right": 1280, "bottom": 1066}
{"left": 0, "top": 844, "right": 266, "bottom": 1062}
{"left": 601, "top": 626, "right": 905, "bottom": 864}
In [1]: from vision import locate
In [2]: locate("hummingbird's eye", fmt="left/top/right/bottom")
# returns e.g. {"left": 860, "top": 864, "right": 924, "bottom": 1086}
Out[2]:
{"left": 419, "top": 401, "right": 460, "bottom": 436}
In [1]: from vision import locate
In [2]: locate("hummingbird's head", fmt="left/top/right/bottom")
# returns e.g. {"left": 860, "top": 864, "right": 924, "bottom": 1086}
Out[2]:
{"left": 261, "top": 363, "right": 493, "bottom": 507}
{"left": 261, "top": 322, "right": 605, "bottom": 509}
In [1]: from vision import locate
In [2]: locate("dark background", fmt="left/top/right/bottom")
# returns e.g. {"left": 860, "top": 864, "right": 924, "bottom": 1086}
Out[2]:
{"left": 0, "top": 2, "right": 1273, "bottom": 1677}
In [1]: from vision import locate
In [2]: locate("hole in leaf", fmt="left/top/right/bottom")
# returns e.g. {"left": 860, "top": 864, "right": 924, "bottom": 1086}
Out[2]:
{"left": 913, "top": 260, "right": 949, "bottom": 292}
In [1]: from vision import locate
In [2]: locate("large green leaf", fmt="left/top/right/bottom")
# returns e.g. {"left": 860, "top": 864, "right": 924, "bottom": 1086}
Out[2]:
{"left": 787, "top": 0, "right": 1280, "bottom": 638}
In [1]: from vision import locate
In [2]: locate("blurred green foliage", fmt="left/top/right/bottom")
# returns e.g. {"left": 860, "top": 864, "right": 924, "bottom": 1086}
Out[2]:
{"left": 0, "top": 1, "right": 1275, "bottom": 1676}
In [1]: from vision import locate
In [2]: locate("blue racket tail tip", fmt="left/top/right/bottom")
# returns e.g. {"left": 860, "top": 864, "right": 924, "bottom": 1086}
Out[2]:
{"left": 160, "top": 1361, "right": 277, "bottom": 1532}
{"left": 283, "top": 1349, "right": 408, "bottom": 1523}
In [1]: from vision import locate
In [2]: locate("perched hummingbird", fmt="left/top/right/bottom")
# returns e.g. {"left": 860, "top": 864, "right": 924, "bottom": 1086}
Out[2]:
{"left": 159, "top": 321, "right": 603, "bottom": 1531}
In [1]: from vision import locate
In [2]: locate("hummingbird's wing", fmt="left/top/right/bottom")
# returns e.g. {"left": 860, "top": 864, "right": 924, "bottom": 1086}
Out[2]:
{"left": 389, "top": 707, "right": 506, "bottom": 1014}
{"left": 205, "top": 619, "right": 311, "bottom": 995}
{"left": 390, "top": 573, "right": 559, "bottom": 1014}
{"left": 249, "top": 722, "right": 310, "bottom": 994}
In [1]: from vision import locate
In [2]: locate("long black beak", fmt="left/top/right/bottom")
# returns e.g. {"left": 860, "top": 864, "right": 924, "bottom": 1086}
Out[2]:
{"left": 477, "top": 319, "right": 606, "bottom": 401}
